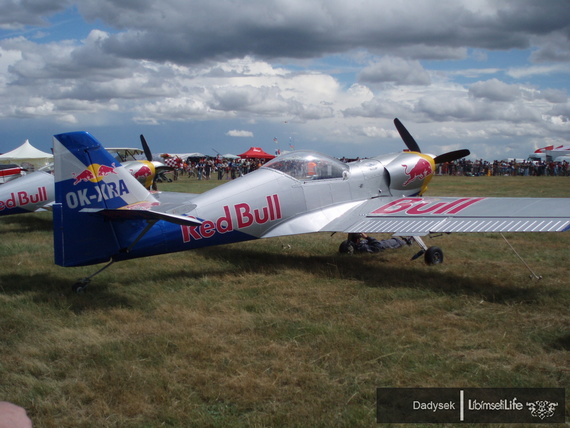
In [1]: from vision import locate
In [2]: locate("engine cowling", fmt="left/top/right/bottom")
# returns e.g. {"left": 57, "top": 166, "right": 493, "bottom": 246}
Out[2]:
{"left": 384, "top": 152, "right": 435, "bottom": 196}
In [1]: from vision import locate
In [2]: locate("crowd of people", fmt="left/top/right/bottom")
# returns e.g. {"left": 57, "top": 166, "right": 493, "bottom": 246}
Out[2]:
{"left": 160, "top": 153, "right": 570, "bottom": 182}
{"left": 439, "top": 159, "right": 570, "bottom": 176}
{"left": 161, "top": 155, "right": 270, "bottom": 181}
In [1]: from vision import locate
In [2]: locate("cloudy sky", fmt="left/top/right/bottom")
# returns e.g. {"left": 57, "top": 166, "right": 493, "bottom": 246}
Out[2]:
{"left": 1, "top": 0, "right": 569, "bottom": 160}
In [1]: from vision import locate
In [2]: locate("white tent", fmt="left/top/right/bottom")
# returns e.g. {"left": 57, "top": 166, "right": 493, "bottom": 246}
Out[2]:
{"left": 0, "top": 140, "right": 53, "bottom": 171}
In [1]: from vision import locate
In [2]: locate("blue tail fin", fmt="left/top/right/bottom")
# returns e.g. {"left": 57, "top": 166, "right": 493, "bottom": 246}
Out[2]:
{"left": 53, "top": 132, "right": 156, "bottom": 266}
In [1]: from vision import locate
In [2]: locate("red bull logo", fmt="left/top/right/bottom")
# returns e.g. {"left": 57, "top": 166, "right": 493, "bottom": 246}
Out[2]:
{"left": 132, "top": 165, "right": 152, "bottom": 179}
{"left": 97, "top": 164, "right": 118, "bottom": 177}
{"left": 371, "top": 197, "right": 485, "bottom": 216}
{"left": 0, "top": 187, "right": 49, "bottom": 211}
{"left": 72, "top": 168, "right": 95, "bottom": 185}
{"left": 181, "top": 194, "right": 282, "bottom": 242}
{"left": 72, "top": 163, "right": 117, "bottom": 185}
{"left": 402, "top": 158, "right": 433, "bottom": 186}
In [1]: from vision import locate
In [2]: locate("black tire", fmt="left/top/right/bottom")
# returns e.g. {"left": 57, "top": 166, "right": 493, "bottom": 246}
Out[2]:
{"left": 338, "top": 240, "right": 354, "bottom": 255}
{"left": 72, "top": 282, "right": 86, "bottom": 294}
{"left": 424, "top": 246, "right": 443, "bottom": 265}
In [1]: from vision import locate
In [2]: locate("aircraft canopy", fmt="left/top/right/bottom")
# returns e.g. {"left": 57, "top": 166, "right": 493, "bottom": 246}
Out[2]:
{"left": 263, "top": 150, "right": 348, "bottom": 181}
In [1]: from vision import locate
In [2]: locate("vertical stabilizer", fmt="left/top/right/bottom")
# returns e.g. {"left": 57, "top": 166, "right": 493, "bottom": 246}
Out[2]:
{"left": 53, "top": 132, "right": 156, "bottom": 266}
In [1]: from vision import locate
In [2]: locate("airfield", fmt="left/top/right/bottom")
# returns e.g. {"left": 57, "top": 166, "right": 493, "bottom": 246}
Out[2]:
{"left": 1, "top": 174, "right": 569, "bottom": 427}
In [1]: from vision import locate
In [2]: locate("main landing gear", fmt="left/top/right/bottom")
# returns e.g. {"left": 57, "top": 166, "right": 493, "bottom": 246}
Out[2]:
{"left": 338, "top": 234, "right": 444, "bottom": 265}
{"left": 409, "top": 236, "right": 443, "bottom": 265}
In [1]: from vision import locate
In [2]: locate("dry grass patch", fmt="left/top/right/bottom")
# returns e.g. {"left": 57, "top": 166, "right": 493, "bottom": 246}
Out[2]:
{"left": 1, "top": 177, "right": 569, "bottom": 426}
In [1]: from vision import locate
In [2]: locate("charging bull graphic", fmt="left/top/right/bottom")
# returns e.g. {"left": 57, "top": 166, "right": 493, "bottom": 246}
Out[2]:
{"left": 72, "top": 163, "right": 117, "bottom": 185}
{"left": 402, "top": 158, "right": 433, "bottom": 186}
{"left": 72, "top": 168, "right": 96, "bottom": 185}
{"left": 97, "top": 164, "right": 118, "bottom": 177}
{"left": 132, "top": 165, "right": 152, "bottom": 179}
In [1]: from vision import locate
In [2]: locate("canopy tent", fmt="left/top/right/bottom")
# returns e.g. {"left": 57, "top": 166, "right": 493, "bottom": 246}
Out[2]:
{"left": 179, "top": 152, "right": 207, "bottom": 159}
{"left": 238, "top": 147, "right": 275, "bottom": 160}
{"left": 0, "top": 140, "right": 53, "bottom": 171}
{"left": 159, "top": 152, "right": 208, "bottom": 161}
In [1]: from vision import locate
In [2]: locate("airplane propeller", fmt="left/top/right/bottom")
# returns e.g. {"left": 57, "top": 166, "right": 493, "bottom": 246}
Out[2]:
{"left": 140, "top": 134, "right": 153, "bottom": 162}
{"left": 394, "top": 118, "right": 470, "bottom": 163}
{"left": 394, "top": 118, "right": 421, "bottom": 152}
{"left": 139, "top": 133, "right": 168, "bottom": 190}
{"left": 433, "top": 149, "right": 471, "bottom": 164}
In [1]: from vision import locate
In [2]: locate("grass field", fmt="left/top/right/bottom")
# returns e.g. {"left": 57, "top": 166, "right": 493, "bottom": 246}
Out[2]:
{"left": 1, "top": 175, "right": 569, "bottom": 427}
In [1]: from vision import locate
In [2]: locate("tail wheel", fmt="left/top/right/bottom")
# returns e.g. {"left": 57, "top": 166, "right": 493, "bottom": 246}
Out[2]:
{"left": 424, "top": 246, "right": 443, "bottom": 265}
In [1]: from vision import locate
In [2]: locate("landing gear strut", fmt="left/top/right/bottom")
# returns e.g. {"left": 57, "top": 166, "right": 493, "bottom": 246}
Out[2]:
{"left": 409, "top": 236, "right": 444, "bottom": 265}
{"left": 71, "top": 260, "right": 115, "bottom": 294}
{"left": 71, "top": 220, "right": 159, "bottom": 294}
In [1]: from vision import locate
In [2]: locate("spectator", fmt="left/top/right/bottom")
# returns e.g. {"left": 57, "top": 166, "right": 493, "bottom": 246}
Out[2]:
{"left": 339, "top": 233, "right": 411, "bottom": 254}
{"left": 0, "top": 402, "right": 32, "bottom": 428}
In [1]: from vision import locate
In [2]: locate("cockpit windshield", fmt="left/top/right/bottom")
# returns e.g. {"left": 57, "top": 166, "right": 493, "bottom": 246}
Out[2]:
{"left": 263, "top": 151, "right": 348, "bottom": 181}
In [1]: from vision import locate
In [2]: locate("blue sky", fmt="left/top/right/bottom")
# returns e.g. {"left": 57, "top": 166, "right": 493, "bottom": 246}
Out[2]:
{"left": 1, "top": 0, "right": 569, "bottom": 160}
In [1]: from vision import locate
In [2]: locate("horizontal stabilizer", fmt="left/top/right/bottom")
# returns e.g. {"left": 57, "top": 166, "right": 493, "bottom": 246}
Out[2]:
{"left": 80, "top": 207, "right": 202, "bottom": 226}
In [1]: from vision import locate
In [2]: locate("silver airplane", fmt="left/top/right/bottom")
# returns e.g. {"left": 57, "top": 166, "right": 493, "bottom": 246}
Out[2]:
{"left": 51, "top": 119, "right": 570, "bottom": 292}
{"left": 528, "top": 144, "right": 570, "bottom": 163}
{"left": 0, "top": 164, "right": 26, "bottom": 184}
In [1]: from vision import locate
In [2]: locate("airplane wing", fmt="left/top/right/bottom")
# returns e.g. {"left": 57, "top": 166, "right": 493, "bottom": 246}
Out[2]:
{"left": 105, "top": 147, "right": 145, "bottom": 162}
{"left": 319, "top": 196, "right": 570, "bottom": 236}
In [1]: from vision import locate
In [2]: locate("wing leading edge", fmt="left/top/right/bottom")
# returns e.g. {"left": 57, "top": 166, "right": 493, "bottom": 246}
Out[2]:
{"left": 320, "top": 196, "right": 570, "bottom": 236}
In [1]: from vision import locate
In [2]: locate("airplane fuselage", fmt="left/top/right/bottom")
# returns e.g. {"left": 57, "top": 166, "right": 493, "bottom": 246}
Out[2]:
{"left": 108, "top": 151, "right": 430, "bottom": 262}
{"left": 52, "top": 131, "right": 443, "bottom": 267}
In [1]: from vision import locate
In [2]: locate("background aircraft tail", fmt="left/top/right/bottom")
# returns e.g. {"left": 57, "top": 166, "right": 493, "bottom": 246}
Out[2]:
{"left": 53, "top": 132, "right": 156, "bottom": 266}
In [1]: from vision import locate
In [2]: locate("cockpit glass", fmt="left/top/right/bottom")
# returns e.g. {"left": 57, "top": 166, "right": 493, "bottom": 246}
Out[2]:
{"left": 263, "top": 151, "right": 348, "bottom": 180}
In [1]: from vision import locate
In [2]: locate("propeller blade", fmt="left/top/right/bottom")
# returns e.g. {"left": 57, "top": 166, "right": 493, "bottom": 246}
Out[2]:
{"left": 394, "top": 118, "right": 421, "bottom": 153}
{"left": 140, "top": 134, "right": 153, "bottom": 162}
{"left": 154, "top": 164, "right": 174, "bottom": 173}
{"left": 433, "top": 149, "right": 470, "bottom": 164}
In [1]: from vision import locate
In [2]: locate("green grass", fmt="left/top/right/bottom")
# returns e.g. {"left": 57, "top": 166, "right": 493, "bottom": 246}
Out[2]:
{"left": 1, "top": 175, "right": 569, "bottom": 427}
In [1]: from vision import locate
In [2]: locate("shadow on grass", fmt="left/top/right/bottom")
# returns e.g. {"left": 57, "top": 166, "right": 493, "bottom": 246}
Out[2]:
{"left": 550, "top": 334, "right": 570, "bottom": 351}
{"left": 194, "top": 246, "right": 554, "bottom": 305}
{"left": 0, "top": 273, "right": 134, "bottom": 313}
{"left": 1, "top": 244, "right": 557, "bottom": 308}
{"left": 0, "top": 213, "right": 53, "bottom": 232}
